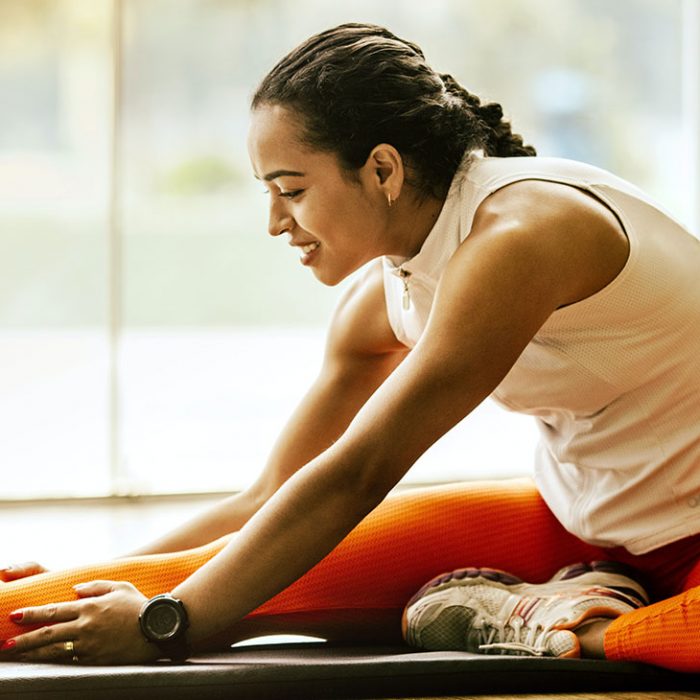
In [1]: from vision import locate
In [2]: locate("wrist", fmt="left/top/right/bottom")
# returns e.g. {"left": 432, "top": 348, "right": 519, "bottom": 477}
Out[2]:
{"left": 138, "top": 593, "right": 191, "bottom": 661}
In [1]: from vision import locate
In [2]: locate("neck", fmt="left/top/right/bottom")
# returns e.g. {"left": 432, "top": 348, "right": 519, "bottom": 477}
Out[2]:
{"left": 387, "top": 191, "right": 447, "bottom": 259}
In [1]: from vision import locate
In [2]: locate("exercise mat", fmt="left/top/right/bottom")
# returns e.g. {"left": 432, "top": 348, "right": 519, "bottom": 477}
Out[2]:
{"left": 0, "top": 642, "right": 697, "bottom": 699}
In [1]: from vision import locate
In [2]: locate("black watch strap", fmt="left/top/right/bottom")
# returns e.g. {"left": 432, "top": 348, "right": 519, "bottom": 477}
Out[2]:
{"left": 156, "top": 633, "right": 191, "bottom": 662}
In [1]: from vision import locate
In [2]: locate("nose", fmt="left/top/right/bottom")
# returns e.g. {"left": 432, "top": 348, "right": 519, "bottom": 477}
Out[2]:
{"left": 268, "top": 197, "right": 293, "bottom": 237}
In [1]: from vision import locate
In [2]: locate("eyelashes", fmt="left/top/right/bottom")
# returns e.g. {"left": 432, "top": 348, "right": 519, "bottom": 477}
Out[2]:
{"left": 261, "top": 189, "right": 304, "bottom": 200}
{"left": 280, "top": 190, "right": 304, "bottom": 199}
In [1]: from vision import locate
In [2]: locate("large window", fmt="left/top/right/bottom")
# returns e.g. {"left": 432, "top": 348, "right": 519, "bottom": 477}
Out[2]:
{"left": 1, "top": 0, "right": 694, "bottom": 498}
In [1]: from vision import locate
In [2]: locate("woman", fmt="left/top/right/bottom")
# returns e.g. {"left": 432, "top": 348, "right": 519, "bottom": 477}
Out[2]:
{"left": 1, "top": 23, "right": 699, "bottom": 672}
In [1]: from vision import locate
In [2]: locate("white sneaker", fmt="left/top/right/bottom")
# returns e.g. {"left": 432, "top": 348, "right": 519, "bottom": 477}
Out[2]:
{"left": 402, "top": 562, "right": 649, "bottom": 657}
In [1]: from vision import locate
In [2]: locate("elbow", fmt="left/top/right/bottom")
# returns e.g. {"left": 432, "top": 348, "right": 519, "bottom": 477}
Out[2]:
{"left": 329, "top": 441, "right": 402, "bottom": 514}
{"left": 242, "top": 478, "right": 279, "bottom": 519}
{"left": 358, "top": 458, "right": 398, "bottom": 508}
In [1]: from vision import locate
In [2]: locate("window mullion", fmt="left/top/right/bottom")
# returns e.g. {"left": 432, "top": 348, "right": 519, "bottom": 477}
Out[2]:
{"left": 109, "top": 0, "right": 126, "bottom": 495}
{"left": 683, "top": 0, "right": 700, "bottom": 235}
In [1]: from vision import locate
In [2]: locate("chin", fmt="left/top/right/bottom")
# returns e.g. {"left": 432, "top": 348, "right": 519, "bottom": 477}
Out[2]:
{"left": 311, "top": 267, "right": 345, "bottom": 286}
{"left": 311, "top": 259, "right": 367, "bottom": 286}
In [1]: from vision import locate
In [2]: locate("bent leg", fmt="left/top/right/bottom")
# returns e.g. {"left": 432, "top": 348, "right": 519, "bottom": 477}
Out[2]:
{"left": 604, "top": 556, "right": 700, "bottom": 673}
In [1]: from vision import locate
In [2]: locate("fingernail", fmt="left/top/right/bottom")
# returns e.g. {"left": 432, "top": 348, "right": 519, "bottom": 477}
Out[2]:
{"left": 73, "top": 583, "right": 88, "bottom": 590}
{"left": 9, "top": 612, "right": 23, "bottom": 622}
{"left": 1, "top": 639, "right": 16, "bottom": 651}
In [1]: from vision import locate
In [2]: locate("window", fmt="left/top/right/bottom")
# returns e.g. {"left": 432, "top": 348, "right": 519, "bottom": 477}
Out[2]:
{"left": 0, "top": 0, "right": 693, "bottom": 498}
{"left": 1, "top": 1, "right": 112, "bottom": 497}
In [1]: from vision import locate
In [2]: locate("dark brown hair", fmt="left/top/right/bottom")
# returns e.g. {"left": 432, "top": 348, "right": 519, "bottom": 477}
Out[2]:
{"left": 252, "top": 23, "right": 536, "bottom": 199}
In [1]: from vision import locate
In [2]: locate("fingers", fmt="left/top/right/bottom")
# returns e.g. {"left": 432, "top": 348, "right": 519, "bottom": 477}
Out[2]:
{"left": 1, "top": 582, "right": 156, "bottom": 666}
{"left": 4, "top": 582, "right": 121, "bottom": 637}
{"left": 6, "top": 600, "right": 79, "bottom": 632}
{"left": 15, "top": 640, "right": 81, "bottom": 664}
{"left": 2, "top": 635, "right": 81, "bottom": 664}
{"left": 73, "top": 580, "right": 134, "bottom": 598}
{"left": 6, "top": 580, "right": 127, "bottom": 632}
{"left": 1, "top": 617, "right": 77, "bottom": 657}
{"left": 0, "top": 562, "right": 48, "bottom": 582}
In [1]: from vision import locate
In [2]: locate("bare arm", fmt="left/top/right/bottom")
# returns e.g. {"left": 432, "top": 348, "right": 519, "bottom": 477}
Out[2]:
{"left": 128, "top": 262, "right": 408, "bottom": 555}
{"left": 172, "top": 181, "right": 630, "bottom": 644}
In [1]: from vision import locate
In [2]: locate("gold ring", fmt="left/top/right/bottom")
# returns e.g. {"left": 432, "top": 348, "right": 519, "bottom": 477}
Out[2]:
{"left": 64, "top": 640, "right": 79, "bottom": 662}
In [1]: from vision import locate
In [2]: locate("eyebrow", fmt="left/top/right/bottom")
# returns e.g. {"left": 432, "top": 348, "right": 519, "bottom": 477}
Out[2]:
{"left": 255, "top": 169, "right": 306, "bottom": 182}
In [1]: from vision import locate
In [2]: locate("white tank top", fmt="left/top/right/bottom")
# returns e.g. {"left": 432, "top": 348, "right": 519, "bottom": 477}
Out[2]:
{"left": 383, "top": 155, "right": 700, "bottom": 554}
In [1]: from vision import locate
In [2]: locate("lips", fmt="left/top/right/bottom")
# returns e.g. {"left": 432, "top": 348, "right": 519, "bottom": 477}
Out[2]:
{"left": 284, "top": 233, "right": 321, "bottom": 265}
{"left": 297, "top": 241, "right": 320, "bottom": 266}
{"left": 299, "top": 241, "right": 320, "bottom": 254}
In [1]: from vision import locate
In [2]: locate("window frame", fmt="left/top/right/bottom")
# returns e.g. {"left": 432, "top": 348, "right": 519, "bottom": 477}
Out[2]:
{"left": 4, "top": 0, "right": 698, "bottom": 502}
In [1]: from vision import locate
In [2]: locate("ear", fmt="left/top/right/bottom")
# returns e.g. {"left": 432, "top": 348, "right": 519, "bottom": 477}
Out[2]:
{"left": 361, "top": 144, "right": 405, "bottom": 203}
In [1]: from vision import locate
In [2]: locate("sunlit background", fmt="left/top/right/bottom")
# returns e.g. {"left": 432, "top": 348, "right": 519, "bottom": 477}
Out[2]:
{"left": 1, "top": 0, "right": 698, "bottom": 502}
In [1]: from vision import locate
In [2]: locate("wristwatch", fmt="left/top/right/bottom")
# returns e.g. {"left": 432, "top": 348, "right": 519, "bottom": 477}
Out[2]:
{"left": 139, "top": 593, "right": 191, "bottom": 661}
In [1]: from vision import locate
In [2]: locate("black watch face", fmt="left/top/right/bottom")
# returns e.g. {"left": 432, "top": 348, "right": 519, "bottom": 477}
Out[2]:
{"left": 147, "top": 601, "right": 182, "bottom": 640}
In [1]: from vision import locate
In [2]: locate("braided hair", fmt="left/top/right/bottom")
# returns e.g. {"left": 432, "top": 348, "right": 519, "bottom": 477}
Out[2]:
{"left": 252, "top": 23, "right": 536, "bottom": 200}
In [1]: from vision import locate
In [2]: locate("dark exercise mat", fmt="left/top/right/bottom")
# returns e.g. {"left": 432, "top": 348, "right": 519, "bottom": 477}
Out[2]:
{"left": 0, "top": 642, "right": 698, "bottom": 699}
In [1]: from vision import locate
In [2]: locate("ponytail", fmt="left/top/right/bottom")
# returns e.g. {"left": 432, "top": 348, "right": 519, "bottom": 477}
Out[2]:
{"left": 439, "top": 73, "right": 536, "bottom": 158}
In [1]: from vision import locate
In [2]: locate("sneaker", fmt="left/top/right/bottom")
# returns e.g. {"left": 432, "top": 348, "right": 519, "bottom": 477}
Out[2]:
{"left": 402, "top": 561, "right": 649, "bottom": 658}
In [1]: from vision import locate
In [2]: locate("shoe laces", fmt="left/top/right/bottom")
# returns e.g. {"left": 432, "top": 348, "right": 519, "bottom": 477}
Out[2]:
{"left": 476, "top": 614, "right": 567, "bottom": 656}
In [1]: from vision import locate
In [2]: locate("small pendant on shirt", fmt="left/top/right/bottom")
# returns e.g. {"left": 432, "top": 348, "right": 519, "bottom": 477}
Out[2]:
{"left": 399, "top": 267, "right": 411, "bottom": 310}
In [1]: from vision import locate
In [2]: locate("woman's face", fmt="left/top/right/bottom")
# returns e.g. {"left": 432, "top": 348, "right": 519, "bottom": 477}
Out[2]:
{"left": 247, "top": 104, "right": 392, "bottom": 286}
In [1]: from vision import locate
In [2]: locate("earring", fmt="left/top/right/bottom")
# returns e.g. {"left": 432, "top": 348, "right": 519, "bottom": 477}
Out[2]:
{"left": 387, "top": 194, "right": 393, "bottom": 208}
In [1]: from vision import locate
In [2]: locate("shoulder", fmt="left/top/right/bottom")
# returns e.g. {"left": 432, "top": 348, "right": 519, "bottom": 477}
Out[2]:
{"left": 451, "top": 178, "right": 630, "bottom": 309}
{"left": 473, "top": 177, "right": 621, "bottom": 230}
{"left": 326, "top": 260, "right": 407, "bottom": 360}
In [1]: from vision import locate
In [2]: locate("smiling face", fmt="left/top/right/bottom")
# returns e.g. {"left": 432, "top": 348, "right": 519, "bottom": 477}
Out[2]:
{"left": 247, "top": 104, "right": 398, "bottom": 285}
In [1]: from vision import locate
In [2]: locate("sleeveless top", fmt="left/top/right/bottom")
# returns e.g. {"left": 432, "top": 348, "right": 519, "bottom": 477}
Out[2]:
{"left": 382, "top": 155, "right": 700, "bottom": 554}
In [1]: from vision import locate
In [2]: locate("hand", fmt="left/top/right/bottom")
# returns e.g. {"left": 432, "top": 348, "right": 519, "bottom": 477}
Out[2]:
{"left": 0, "top": 562, "right": 49, "bottom": 582}
{"left": 1, "top": 580, "right": 161, "bottom": 665}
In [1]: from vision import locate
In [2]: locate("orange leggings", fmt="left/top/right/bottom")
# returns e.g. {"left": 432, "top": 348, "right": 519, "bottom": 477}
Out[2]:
{"left": 2, "top": 478, "right": 700, "bottom": 672}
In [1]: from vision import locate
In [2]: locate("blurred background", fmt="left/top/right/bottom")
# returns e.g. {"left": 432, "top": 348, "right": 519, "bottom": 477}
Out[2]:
{"left": 0, "top": 0, "right": 698, "bottom": 511}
